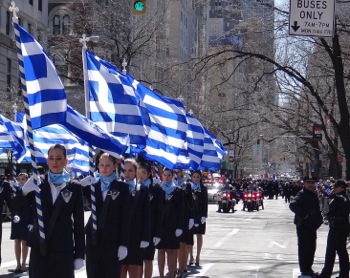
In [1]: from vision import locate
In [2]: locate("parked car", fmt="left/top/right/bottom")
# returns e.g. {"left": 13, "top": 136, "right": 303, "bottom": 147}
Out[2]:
{"left": 205, "top": 182, "right": 223, "bottom": 203}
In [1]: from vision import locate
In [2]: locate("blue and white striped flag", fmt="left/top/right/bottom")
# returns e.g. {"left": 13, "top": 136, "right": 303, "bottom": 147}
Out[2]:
{"left": 14, "top": 22, "right": 67, "bottom": 129}
{"left": 129, "top": 79, "right": 188, "bottom": 169}
{"left": 63, "top": 105, "right": 129, "bottom": 158}
{"left": 20, "top": 114, "right": 90, "bottom": 174}
{"left": 85, "top": 50, "right": 149, "bottom": 147}
{"left": 175, "top": 112, "right": 205, "bottom": 170}
{"left": 0, "top": 115, "right": 26, "bottom": 160}
{"left": 200, "top": 128, "right": 226, "bottom": 170}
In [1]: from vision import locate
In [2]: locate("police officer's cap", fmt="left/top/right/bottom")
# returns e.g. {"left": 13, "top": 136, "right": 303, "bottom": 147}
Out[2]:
{"left": 334, "top": 180, "right": 347, "bottom": 189}
{"left": 303, "top": 176, "right": 318, "bottom": 183}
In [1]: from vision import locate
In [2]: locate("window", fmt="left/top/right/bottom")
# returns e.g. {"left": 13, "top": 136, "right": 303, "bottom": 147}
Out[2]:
{"left": 53, "top": 15, "right": 60, "bottom": 35}
{"left": 62, "top": 15, "right": 70, "bottom": 35}
{"left": 29, "top": 0, "right": 33, "bottom": 5}
{"left": 6, "top": 11, "right": 11, "bottom": 35}
{"left": 38, "top": 0, "right": 42, "bottom": 11}
{"left": 6, "top": 59, "right": 11, "bottom": 92}
{"left": 52, "top": 13, "right": 71, "bottom": 35}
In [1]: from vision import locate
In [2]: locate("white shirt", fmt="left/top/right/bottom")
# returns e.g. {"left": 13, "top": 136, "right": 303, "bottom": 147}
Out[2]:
{"left": 49, "top": 181, "right": 67, "bottom": 203}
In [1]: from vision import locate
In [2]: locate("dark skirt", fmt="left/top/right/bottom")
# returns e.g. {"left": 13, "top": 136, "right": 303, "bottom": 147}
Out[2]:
{"left": 193, "top": 222, "right": 206, "bottom": 235}
{"left": 10, "top": 206, "right": 32, "bottom": 241}
{"left": 142, "top": 243, "right": 156, "bottom": 261}
{"left": 156, "top": 226, "right": 180, "bottom": 249}
{"left": 179, "top": 226, "right": 194, "bottom": 245}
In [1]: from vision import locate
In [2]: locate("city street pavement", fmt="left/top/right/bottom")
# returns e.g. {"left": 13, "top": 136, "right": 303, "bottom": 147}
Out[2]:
{"left": 0, "top": 196, "right": 342, "bottom": 277}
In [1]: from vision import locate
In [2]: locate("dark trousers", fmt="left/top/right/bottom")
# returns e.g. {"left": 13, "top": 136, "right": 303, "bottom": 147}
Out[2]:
{"left": 321, "top": 227, "right": 349, "bottom": 278}
{"left": 296, "top": 227, "right": 317, "bottom": 273}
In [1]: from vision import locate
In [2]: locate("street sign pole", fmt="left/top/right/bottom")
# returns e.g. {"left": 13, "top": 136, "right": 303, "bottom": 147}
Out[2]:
{"left": 289, "top": 0, "right": 335, "bottom": 37}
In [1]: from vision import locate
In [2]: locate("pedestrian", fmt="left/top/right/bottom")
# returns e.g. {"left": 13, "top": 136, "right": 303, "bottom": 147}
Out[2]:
{"left": 136, "top": 161, "right": 164, "bottom": 278}
{"left": 189, "top": 170, "right": 208, "bottom": 267}
{"left": 289, "top": 176, "right": 323, "bottom": 277}
{"left": 84, "top": 152, "right": 130, "bottom": 278}
{"left": 10, "top": 173, "right": 32, "bottom": 273}
{"left": 21, "top": 144, "right": 85, "bottom": 278}
{"left": 120, "top": 158, "right": 150, "bottom": 278}
{"left": 317, "top": 180, "right": 350, "bottom": 278}
{"left": 157, "top": 168, "right": 184, "bottom": 278}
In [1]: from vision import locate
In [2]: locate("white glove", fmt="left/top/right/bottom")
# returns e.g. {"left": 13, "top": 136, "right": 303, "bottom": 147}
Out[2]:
{"left": 74, "top": 258, "right": 84, "bottom": 270}
{"left": 175, "top": 229, "right": 183, "bottom": 237}
{"left": 189, "top": 218, "right": 194, "bottom": 230}
{"left": 80, "top": 176, "right": 97, "bottom": 187}
{"left": 118, "top": 245, "right": 128, "bottom": 260}
{"left": 140, "top": 241, "right": 149, "bottom": 248}
{"left": 201, "top": 217, "right": 206, "bottom": 224}
{"left": 27, "top": 224, "right": 33, "bottom": 232}
{"left": 22, "top": 177, "right": 40, "bottom": 196}
{"left": 153, "top": 237, "right": 161, "bottom": 246}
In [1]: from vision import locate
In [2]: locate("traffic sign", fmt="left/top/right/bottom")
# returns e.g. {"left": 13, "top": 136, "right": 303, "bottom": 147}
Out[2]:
{"left": 289, "top": 0, "right": 335, "bottom": 37}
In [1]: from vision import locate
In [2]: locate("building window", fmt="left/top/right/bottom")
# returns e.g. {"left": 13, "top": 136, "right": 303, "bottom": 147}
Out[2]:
{"left": 29, "top": 0, "right": 33, "bottom": 5}
{"left": 38, "top": 0, "right": 42, "bottom": 11}
{"left": 52, "top": 14, "right": 71, "bottom": 35}
{"left": 62, "top": 15, "right": 70, "bottom": 35}
{"left": 28, "top": 23, "right": 32, "bottom": 34}
{"left": 53, "top": 15, "right": 60, "bottom": 35}
{"left": 6, "top": 11, "right": 11, "bottom": 35}
{"left": 6, "top": 59, "right": 11, "bottom": 93}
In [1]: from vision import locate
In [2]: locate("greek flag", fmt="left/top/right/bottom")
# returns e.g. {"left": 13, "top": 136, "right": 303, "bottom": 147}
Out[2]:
{"left": 200, "top": 128, "right": 226, "bottom": 170}
{"left": 85, "top": 50, "right": 149, "bottom": 147}
{"left": 175, "top": 113, "right": 205, "bottom": 170}
{"left": 19, "top": 113, "right": 90, "bottom": 174}
{"left": 0, "top": 115, "right": 26, "bottom": 160}
{"left": 129, "top": 80, "right": 188, "bottom": 169}
{"left": 63, "top": 105, "right": 129, "bottom": 158}
{"left": 14, "top": 22, "right": 67, "bottom": 129}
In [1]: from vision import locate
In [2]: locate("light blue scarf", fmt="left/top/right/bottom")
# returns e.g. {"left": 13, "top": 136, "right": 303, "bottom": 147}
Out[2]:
{"left": 140, "top": 178, "right": 151, "bottom": 188}
{"left": 48, "top": 169, "right": 70, "bottom": 185}
{"left": 100, "top": 172, "right": 116, "bottom": 192}
{"left": 126, "top": 179, "right": 136, "bottom": 193}
{"left": 177, "top": 178, "right": 184, "bottom": 187}
{"left": 191, "top": 182, "right": 201, "bottom": 192}
{"left": 162, "top": 181, "right": 176, "bottom": 195}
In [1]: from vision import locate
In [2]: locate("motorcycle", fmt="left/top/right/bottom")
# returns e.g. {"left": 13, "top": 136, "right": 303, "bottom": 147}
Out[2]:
{"left": 217, "top": 190, "right": 236, "bottom": 213}
{"left": 242, "top": 191, "right": 259, "bottom": 211}
{"left": 255, "top": 190, "right": 264, "bottom": 210}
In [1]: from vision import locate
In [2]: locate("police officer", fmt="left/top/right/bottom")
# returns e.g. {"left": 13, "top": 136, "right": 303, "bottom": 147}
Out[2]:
{"left": 317, "top": 180, "right": 350, "bottom": 278}
{"left": 290, "top": 176, "right": 323, "bottom": 277}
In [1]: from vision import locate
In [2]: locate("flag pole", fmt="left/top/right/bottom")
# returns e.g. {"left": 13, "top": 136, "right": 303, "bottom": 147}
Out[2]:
{"left": 80, "top": 34, "right": 99, "bottom": 244}
{"left": 9, "top": 1, "right": 46, "bottom": 256}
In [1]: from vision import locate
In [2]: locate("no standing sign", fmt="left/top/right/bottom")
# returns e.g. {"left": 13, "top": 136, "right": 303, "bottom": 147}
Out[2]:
{"left": 289, "top": 0, "right": 335, "bottom": 37}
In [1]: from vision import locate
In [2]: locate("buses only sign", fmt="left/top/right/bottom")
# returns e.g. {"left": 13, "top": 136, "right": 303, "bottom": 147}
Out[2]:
{"left": 289, "top": 0, "right": 335, "bottom": 37}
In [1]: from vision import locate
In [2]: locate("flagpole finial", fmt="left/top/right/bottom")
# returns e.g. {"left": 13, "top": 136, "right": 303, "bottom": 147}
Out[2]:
{"left": 79, "top": 34, "right": 99, "bottom": 49}
{"left": 122, "top": 58, "right": 127, "bottom": 74}
{"left": 9, "top": 1, "right": 19, "bottom": 23}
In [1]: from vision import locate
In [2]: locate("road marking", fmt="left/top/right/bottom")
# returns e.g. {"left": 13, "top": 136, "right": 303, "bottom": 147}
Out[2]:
{"left": 213, "top": 228, "right": 239, "bottom": 248}
{"left": 268, "top": 241, "right": 287, "bottom": 248}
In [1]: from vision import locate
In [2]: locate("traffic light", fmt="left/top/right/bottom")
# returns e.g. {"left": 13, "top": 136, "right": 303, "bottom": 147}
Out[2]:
{"left": 132, "top": 0, "right": 146, "bottom": 14}
{"left": 256, "top": 139, "right": 260, "bottom": 147}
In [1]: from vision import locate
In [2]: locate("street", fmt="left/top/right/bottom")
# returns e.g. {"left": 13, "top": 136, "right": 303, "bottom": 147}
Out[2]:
{"left": 0, "top": 197, "right": 340, "bottom": 278}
